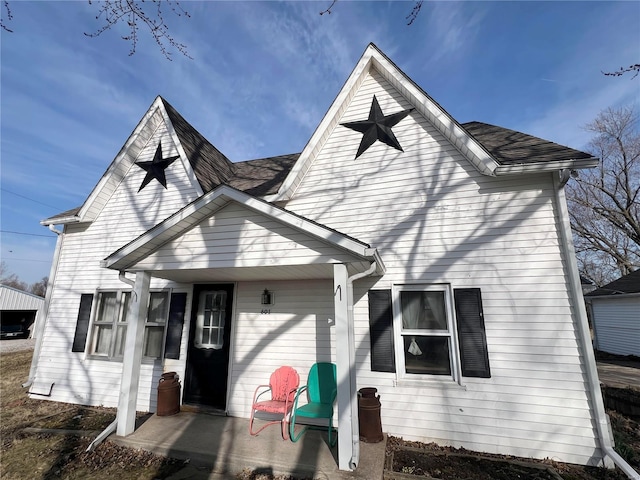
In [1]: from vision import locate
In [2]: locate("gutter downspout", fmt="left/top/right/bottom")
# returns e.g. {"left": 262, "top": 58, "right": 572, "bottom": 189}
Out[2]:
{"left": 23, "top": 224, "right": 63, "bottom": 388}
{"left": 83, "top": 271, "right": 138, "bottom": 450}
{"left": 86, "top": 419, "right": 117, "bottom": 452}
{"left": 554, "top": 171, "right": 639, "bottom": 479}
{"left": 345, "top": 261, "right": 378, "bottom": 470}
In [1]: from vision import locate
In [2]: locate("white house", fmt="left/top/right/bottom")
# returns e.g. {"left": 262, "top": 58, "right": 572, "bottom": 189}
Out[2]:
{"left": 586, "top": 269, "right": 640, "bottom": 357}
{"left": 28, "top": 44, "right": 617, "bottom": 471}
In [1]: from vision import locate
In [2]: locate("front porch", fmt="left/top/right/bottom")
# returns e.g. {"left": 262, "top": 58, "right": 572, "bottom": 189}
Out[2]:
{"left": 110, "top": 411, "right": 386, "bottom": 479}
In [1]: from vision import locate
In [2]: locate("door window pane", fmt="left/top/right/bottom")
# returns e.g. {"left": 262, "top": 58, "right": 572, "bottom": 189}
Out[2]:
{"left": 196, "top": 291, "right": 226, "bottom": 349}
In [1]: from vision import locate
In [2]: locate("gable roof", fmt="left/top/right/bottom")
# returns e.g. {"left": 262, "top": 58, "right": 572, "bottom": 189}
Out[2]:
{"left": 273, "top": 43, "right": 598, "bottom": 201}
{"left": 42, "top": 44, "right": 598, "bottom": 226}
{"left": 102, "top": 184, "right": 384, "bottom": 276}
{"left": 586, "top": 269, "right": 640, "bottom": 297}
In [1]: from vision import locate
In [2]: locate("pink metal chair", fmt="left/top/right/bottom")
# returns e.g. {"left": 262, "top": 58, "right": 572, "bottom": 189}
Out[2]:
{"left": 249, "top": 366, "right": 300, "bottom": 439}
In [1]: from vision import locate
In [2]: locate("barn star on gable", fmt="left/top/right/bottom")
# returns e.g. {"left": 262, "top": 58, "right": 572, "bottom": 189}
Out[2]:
{"left": 135, "top": 142, "right": 180, "bottom": 192}
{"left": 340, "top": 95, "right": 414, "bottom": 159}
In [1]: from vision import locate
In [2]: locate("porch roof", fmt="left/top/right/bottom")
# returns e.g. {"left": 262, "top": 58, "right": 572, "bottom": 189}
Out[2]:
{"left": 102, "top": 185, "right": 385, "bottom": 282}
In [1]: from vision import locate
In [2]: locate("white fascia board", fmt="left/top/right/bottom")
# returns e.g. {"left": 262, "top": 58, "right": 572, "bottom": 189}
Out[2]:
{"left": 40, "top": 215, "right": 80, "bottom": 226}
{"left": 104, "top": 185, "right": 374, "bottom": 271}
{"left": 157, "top": 102, "right": 205, "bottom": 197}
{"left": 274, "top": 48, "right": 375, "bottom": 202}
{"left": 495, "top": 157, "right": 600, "bottom": 175}
{"left": 369, "top": 54, "right": 499, "bottom": 177}
{"left": 78, "top": 97, "right": 165, "bottom": 222}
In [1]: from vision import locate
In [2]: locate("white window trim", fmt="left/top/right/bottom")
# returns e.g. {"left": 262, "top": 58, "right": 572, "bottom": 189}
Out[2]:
{"left": 142, "top": 289, "right": 172, "bottom": 360}
{"left": 391, "top": 283, "right": 462, "bottom": 384}
{"left": 87, "top": 288, "right": 171, "bottom": 362}
{"left": 88, "top": 290, "right": 131, "bottom": 361}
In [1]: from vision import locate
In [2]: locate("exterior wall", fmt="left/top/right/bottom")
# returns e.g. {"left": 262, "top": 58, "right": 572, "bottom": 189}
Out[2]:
{"left": 136, "top": 202, "right": 360, "bottom": 271}
{"left": 33, "top": 120, "right": 201, "bottom": 412}
{"left": 283, "top": 69, "right": 600, "bottom": 465}
{"left": 226, "top": 280, "right": 335, "bottom": 419}
{"left": 591, "top": 296, "right": 640, "bottom": 356}
{"left": 0, "top": 285, "right": 44, "bottom": 311}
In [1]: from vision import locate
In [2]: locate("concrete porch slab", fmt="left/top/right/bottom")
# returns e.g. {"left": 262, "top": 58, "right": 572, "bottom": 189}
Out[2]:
{"left": 109, "top": 412, "right": 386, "bottom": 480}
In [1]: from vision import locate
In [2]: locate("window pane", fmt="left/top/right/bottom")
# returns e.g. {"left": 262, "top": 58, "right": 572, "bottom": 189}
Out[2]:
{"left": 93, "top": 324, "right": 112, "bottom": 355}
{"left": 97, "top": 292, "right": 117, "bottom": 322}
{"left": 147, "top": 292, "right": 168, "bottom": 324}
{"left": 143, "top": 326, "right": 164, "bottom": 358}
{"left": 119, "top": 292, "right": 131, "bottom": 323}
{"left": 401, "top": 291, "right": 447, "bottom": 330}
{"left": 114, "top": 325, "right": 127, "bottom": 357}
{"left": 403, "top": 336, "right": 451, "bottom": 375}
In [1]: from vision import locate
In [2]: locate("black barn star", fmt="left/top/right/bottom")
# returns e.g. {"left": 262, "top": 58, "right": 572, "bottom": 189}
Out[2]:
{"left": 340, "top": 95, "right": 414, "bottom": 159}
{"left": 135, "top": 142, "right": 180, "bottom": 192}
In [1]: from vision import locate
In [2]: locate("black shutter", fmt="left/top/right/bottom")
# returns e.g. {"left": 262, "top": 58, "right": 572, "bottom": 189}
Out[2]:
{"left": 368, "top": 290, "right": 396, "bottom": 373}
{"left": 72, "top": 294, "right": 93, "bottom": 352}
{"left": 164, "top": 292, "right": 187, "bottom": 359}
{"left": 454, "top": 288, "right": 491, "bottom": 378}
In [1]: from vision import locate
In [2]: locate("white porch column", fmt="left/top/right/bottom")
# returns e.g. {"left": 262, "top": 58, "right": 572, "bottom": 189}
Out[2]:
{"left": 117, "top": 271, "right": 150, "bottom": 436}
{"left": 334, "top": 263, "right": 354, "bottom": 471}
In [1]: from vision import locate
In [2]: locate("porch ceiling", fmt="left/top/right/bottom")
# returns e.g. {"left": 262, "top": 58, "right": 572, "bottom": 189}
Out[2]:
{"left": 139, "top": 261, "right": 374, "bottom": 283}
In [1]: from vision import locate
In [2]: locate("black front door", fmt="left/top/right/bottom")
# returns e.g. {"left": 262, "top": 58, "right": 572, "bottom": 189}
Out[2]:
{"left": 183, "top": 284, "right": 234, "bottom": 409}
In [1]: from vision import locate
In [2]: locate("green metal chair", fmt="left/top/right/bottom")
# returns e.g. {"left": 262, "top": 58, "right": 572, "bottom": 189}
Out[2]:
{"left": 289, "top": 362, "right": 337, "bottom": 446}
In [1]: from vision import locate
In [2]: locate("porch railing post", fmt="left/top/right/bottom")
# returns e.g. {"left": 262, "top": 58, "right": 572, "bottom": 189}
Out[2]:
{"left": 117, "top": 271, "right": 150, "bottom": 436}
{"left": 334, "top": 263, "right": 353, "bottom": 470}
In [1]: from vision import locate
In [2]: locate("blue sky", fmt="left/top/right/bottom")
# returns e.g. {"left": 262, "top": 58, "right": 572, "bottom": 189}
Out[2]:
{"left": 1, "top": 1, "right": 639, "bottom": 284}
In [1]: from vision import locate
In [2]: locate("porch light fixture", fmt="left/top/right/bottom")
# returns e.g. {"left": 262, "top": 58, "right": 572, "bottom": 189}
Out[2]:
{"left": 261, "top": 289, "right": 273, "bottom": 305}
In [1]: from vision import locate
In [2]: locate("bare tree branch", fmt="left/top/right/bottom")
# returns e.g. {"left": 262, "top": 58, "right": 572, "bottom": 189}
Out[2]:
{"left": 566, "top": 105, "right": 640, "bottom": 284}
{"left": 319, "top": 0, "right": 337, "bottom": 16}
{"left": 1, "top": 0, "right": 13, "bottom": 32}
{"left": 603, "top": 64, "right": 640, "bottom": 79}
{"left": 406, "top": 0, "right": 424, "bottom": 26}
{"left": 85, "top": 0, "right": 191, "bottom": 60}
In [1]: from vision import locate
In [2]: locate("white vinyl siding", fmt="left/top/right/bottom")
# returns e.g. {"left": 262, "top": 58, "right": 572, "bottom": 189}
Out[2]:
{"left": 226, "top": 280, "right": 335, "bottom": 420}
{"left": 134, "top": 202, "right": 361, "bottom": 271}
{"left": 591, "top": 296, "right": 640, "bottom": 356}
{"left": 32, "top": 119, "right": 198, "bottom": 412}
{"left": 283, "top": 69, "right": 599, "bottom": 465}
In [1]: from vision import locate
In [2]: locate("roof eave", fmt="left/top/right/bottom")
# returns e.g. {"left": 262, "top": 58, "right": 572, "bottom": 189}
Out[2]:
{"left": 494, "top": 157, "right": 599, "bottom": 175}
{"left": 40, "top": 215, "right": 81, "bottom": 226}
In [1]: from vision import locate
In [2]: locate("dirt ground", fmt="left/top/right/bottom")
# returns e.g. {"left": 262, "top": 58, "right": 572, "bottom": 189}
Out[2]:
{"left": 2, "top": 348, "right": 639, "bottom": 480}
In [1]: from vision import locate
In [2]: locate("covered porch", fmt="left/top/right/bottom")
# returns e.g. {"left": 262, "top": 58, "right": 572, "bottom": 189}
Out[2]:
{"left": 100, "top": 186, "right": 386, "bottom": 471}
{"left": 111, "top": 411, "right": 386, "bottom": 479}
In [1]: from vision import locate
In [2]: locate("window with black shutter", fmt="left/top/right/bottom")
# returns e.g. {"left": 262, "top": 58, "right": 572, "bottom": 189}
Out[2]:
{"left": 384, "top": 284, "right": 491, "bottom": 382}
{"left": 368, "top": 290, "right": 396, "bottom": 373}
{"left": 72, "top": 294, "right": 93, "bottom": 352}
{"left": 454, "top": 288, "right": 490, "bottom": 378}
{"left": 164, "top": 292, "right": 187, "bottom": 359}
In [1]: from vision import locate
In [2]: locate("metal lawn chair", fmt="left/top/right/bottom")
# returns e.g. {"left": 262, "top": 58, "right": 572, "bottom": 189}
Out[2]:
{"left": 249, "top": 366, "right": 300, "bottom": 439}
{"left": 289, "top": 362, "right": 337, "bottom": 446}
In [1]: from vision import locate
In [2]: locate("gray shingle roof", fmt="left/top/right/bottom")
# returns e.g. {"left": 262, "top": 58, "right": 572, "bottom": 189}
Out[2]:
{"left": 43, "top": 101, "right": 596, "bottom": 225}
{"left": 161, "top": 98, "right": 236, "bottom": 191}
{"left": 586, "top": 269, "right": 640, "bottom": 296}
{"left": 462, "top": 121, "right": 593, "bottom": 165}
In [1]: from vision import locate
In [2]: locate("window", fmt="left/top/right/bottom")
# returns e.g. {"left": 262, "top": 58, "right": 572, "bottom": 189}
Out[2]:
{"left": 87, "top": 290, "right": 170, "bottom": 360}
{"left": 89, "top": 291, "right": 130, "bottom": 359}
{"left": 143, "top": 291, "right": 170, "bottom": 358}
{"left": 394, "top": 285, "right": 456, "bottom": 378}
{"left": 194, "top": 290, "right": 227, "bottom": 349}
{"left": 368, "top": 286, "right": 490, "bottom": 380}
